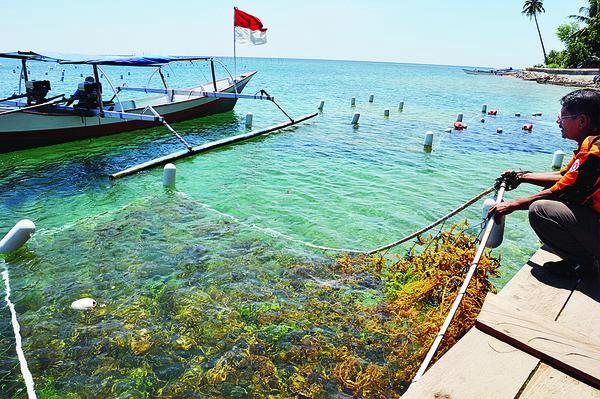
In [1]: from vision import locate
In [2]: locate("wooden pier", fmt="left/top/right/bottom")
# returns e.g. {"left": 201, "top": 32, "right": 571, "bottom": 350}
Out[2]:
{"left": 403, "top": 248, "right": 599, "bottom": 398}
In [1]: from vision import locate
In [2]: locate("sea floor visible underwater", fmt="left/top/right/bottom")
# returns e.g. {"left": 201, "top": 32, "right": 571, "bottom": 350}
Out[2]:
{"left": 0, "top": 57, "right": 576, "bottom": 398}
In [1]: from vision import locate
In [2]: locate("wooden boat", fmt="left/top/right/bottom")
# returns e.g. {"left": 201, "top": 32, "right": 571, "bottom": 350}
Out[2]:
{"left": 463, "top": 68, "right": 514, "bottom": 76}
{"left": 0, "top": 51, "right": 265, "bottom": 153}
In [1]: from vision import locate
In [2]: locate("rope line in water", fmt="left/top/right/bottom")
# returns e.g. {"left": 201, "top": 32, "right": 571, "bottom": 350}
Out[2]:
{"left": 180, "top": 186, "right": 494, "bottom": 256}
{"left": 1, "top": 267, "right": 37, "bottom": 399}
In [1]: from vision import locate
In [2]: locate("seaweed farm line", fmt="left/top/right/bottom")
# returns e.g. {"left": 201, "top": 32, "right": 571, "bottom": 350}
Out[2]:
{"left": 0, "top": 58, "right": 577, "bottom": 397}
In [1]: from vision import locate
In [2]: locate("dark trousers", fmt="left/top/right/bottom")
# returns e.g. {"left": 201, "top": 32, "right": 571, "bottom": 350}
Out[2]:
{"left": 529, "top": 200, "right": 600, "bottom": 270}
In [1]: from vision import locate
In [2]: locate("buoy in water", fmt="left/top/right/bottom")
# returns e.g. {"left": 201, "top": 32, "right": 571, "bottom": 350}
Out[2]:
{"left": 245, "top": 113, "right": 253, "bottom": 128}
{"left": 384, "top": 109, "right": 390, "bottom": 117}
{"left": 480, "top": 118, "right": 485, "bottom": 123}
{"left": 318, "top": 100, "right": 325, "bottom": 111}
{"left": 351, "top": 113, "right": 360, "bottom": 125}
{"left": 482, "top": 104, "right": 488, "bottom": 113}
{"left": 71, "top": 298, "right": 96, "bottom": 311}
{"left": 454, "top": 121, "right": 466, "bottom": 130}
{"left": 368, "top": 94, "right": 374, "bottom": 103}
{"left": 456, "top": 113, "right": 463, "bottom": 122}
{"left": 551, "top": 150, "right": 565, "bottom": 170}
{"left": 496, "top": 128, "right": 503, "bottom": 133}
{"left": 482, "top": 198, "right": 505, "bottom": 248}
{"left": 532, "top": 112, "right": 542, "bottom": 117}
{"left": 488, "top": 109, "right": 498, "bottom": 116}
{"left": 444, "top": 128, "right": 453, "bottom": 133}
{"left": 515, "top": 112, "right": 521, "bottom": 117}
{"left": 163, "top": 163, "right": 176, "bottom": 187}
{"left": 423, "top": 131, "right": 434, "bottom": 150}
{"left": 399, "top": 101, "right": 404, "bottom": 112}
{"left": 351, "top": 97, "right": 356, "bottom": 106}
{"left": 0, "top": 220, "right": 36, "bottom": 254}
{"left": 522, "top": 123, "right": 534, "bottom": 131}
{"left": 120, "top": 74, "right": 124, "bottom": 79}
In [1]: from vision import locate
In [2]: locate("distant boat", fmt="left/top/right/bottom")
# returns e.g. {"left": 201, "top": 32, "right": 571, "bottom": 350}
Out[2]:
{"left": 463, "top": 67, "right": 514, "bottom": 76}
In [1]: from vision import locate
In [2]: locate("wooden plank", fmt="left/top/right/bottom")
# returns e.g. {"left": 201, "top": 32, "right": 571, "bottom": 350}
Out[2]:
{"left": 476, "top": 293, "right": 599, "bottom": 387}
{"left": 110, "top": 112, "right": 319, "bottom": 179}
{"left": 402, "top": 250, "right": 578, "bottom": 398}
{"left": 401, "top": 328, "right": 538, "bottom": 399}
{"left": 519, "top": 363, "right": 599, "bottom": 399}
{"left": 519, "top": 276, "right": 600, "bottom": 397}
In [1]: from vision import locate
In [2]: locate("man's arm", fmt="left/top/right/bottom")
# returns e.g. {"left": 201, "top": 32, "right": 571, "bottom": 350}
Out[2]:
{"left": 519, "top": 171, "right": 562, "bottom": 188}
{"left": 489, "top": 189, "right": 554, "bottom": 216}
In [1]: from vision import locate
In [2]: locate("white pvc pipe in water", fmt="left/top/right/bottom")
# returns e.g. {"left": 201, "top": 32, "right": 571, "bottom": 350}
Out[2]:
{"left": 0, "top": 220, "right": 35, "bottom": 254}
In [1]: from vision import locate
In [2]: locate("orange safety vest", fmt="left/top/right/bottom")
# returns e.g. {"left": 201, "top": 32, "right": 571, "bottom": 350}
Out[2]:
{"left": 551, "top": 135, "right": 600, "bottom": 214}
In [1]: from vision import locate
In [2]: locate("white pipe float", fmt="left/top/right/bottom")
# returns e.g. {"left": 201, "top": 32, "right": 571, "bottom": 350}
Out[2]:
{"left": 384, "top": 109, "right": 390, "bottom": 117}
{"left": 351, "top": 97, "right": 356, "bottom": 106}
{"left": 481, "top": 104, "right": 488, "bottom": 113}
{"left": 551, "top": 150, "right": 565, "bottom": 170}
{"left": 368, "top": 94, "right": 374, "bottom": 103}
{"left": 496, "top": 128, "right": 503, "bottom": 133}
{"left": 399, "top": 101, "right": 404, "bottom": 112}
{"left": 71, "top": 298, "right": 97, "bottom": 311}
{"left": 318, "top": 100, "right": 325, "bottom": 111}
{"left": 482, "top": 198, "right": 505, "bottom": 248}
{"left": 480, "top": 118, "right": 485, "bottom": 123}
{"left": 515, "top": 112, "right": 521, "bottom": 117}
{"left": 245, "top": 113, "right": 253, "bottom": 128}
{"left": 423, "top": 131, "right": 434, "bottom": 150}
{"left": 163, "top": 163, "right": 177, "bottom": 187}
{"left": 532, "top": 112, "right": 543, "bottom": 116}
{"left": 456, "top": 113, "right": 463, "bottom": 122}
{"left": 0, "top": 220, "right": 36, "bottom": 254}
{"left": 444, "top": 128, "right": 452, "bottom": 133}
{"left": 351, "top": 113, "right": 360, "bottom": 125}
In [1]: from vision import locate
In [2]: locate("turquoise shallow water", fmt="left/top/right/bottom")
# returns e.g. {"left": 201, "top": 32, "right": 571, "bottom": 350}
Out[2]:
{"left": 0, "top": 58, "right": 576, "bottom": 397}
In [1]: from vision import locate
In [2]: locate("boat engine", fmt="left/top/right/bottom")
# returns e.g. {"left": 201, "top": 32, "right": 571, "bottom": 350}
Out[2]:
{"left": 76, "top": 81, "right": 102, "bottom": 108}
{"left": 25, "top": 80, "right": 51, "bottom": 104}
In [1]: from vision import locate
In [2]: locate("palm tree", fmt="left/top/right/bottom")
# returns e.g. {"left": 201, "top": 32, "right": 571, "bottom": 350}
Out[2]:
{"left": 522, "top": 0, "right": 548, "bottom": 64}
{"left": 568, "top": 0, "right": 598, "bottom": 25}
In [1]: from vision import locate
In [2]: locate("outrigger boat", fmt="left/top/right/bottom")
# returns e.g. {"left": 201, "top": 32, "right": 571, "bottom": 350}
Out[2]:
{"left": 0, "top": 51, "right": 315, "bottom": 157}
{"left": 462, "top": 67, "right": 515, "bottom": 76}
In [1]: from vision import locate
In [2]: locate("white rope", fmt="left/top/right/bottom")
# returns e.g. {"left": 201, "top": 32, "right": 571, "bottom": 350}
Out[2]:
{"left": 2, "top": 266, "right": 37, "bottom": 399}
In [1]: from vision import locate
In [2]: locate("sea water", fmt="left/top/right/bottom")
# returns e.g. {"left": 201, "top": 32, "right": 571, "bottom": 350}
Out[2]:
{"left": 0, "top": 58, "right": 574, "bottom": 397}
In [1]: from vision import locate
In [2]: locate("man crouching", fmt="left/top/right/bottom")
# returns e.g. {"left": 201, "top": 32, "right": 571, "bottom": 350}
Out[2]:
{"left": 489, "top": 89, "right": 599, "bottom": 276}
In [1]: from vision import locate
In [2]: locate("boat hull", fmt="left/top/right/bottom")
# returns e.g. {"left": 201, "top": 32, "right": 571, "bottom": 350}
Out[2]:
{"left": 0, "top": 72, "right": 255, "bottom": 153}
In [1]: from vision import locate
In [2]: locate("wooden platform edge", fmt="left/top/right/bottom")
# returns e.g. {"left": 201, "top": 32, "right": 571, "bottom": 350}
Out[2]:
{"left": 476, "top": 293, "right": 600, "bottom": 388}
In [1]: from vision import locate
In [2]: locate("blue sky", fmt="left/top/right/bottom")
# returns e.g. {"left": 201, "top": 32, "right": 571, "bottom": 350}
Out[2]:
{"left": 0, "top": 0, "right": 587, "bottom": 67}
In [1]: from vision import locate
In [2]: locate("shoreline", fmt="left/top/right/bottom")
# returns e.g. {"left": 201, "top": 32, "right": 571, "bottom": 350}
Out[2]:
{"left": 506, "top": 69, "right": 598, "bottom": 89}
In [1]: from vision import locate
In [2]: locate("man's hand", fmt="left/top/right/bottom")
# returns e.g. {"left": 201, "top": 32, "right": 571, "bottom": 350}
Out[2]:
{"left": 488, "top": 201, "right": 519, "bottom": 217}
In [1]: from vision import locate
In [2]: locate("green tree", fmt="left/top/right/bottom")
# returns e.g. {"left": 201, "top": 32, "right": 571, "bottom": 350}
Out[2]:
{"left": 522, "top": 0, "right": 548, "bottom": 64}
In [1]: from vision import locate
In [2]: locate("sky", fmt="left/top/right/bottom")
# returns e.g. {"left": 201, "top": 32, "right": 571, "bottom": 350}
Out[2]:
{"left": 0, "top": 0, "right": 588, "bottom": 67}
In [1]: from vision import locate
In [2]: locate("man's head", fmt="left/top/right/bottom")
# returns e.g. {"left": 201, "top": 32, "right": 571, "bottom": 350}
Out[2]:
{"left": 84, "top": 76, "right": 95, "bottom": 83}
{"left": 558, "top": 89, "right": 600, "bottom": 143}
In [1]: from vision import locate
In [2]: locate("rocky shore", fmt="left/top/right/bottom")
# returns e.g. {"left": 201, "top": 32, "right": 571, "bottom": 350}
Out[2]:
{"left": 507, "top": 69, "right": 598, "bottom": 89}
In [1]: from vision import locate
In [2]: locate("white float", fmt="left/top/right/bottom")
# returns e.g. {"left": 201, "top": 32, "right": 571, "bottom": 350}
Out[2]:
{"left": 551, "top": 150, "right": 565, "bottom": 170}
{"left": 482, "top": 104, "right": 488, "bottom": 113}
{"left": 445, "top": 128, "right": 452, "bottom": 133}
{"left": 351, "top": 97, "right": 356, "bottom": 106}
{"left": 384, "top": 109, "right": 390, "bottom": 117}
{"left": 163, "top": 163, "right": 177, "bottom": 187}
{"left": 482, "top": 198, "right": 505, "bottom": 249}
{"left": 245, "top": 113, "right": 253, "bottom": 128}
{"left": 480, "top": 118, "right": 485, "bottom": 123}
{"left": 515, "top": 112, "right": 521, "bottom": 117}
{"left": 369, "top": 94, "right": 374, "bottom": 103}
{"left": 71, "top": 298, "right": 97, "bottom": 311}
{"left": 0, "top": 220, "right": 36, "bottom": 254}
{"left": 423, "top": 131, "right": 434, "bottom": 149}
{"left": 496, "top": 128, "right": 503, "bottom": 133}
{"left": 456, "top": 113, "right": 464, "bottom": 122}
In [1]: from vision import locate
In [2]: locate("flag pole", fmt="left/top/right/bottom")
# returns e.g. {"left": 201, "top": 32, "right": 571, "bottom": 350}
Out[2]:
{"left": 233, "top": 7, "right": 238, "bottom": 93}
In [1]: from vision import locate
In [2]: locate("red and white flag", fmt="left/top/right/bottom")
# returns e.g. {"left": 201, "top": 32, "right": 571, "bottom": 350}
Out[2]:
{"left": 234, "top": 7, "right": 267, "bottom": 45}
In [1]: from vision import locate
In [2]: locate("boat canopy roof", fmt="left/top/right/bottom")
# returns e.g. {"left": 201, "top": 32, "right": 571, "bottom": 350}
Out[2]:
{"left": 0, "top": 51, "right": 210, "bottom": 66}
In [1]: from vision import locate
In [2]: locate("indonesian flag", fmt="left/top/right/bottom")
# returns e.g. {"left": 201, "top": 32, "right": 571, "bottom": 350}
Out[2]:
{"left": 234, "top": 7, "right": 267, "bottom": 45}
